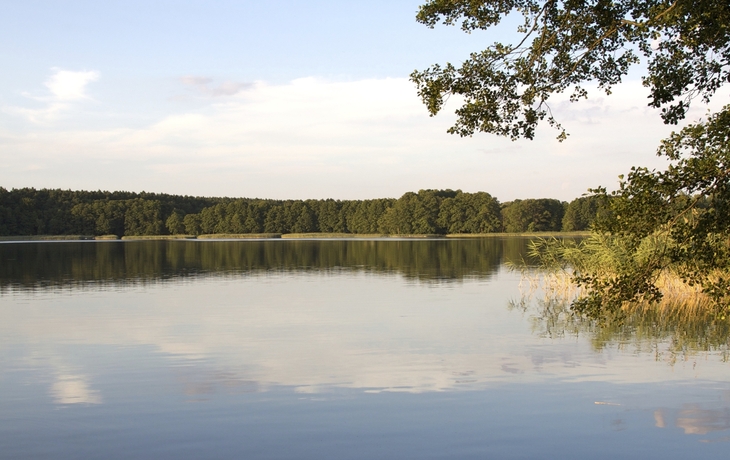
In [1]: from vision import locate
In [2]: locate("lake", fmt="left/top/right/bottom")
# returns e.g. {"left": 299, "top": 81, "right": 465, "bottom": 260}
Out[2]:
{"left": 1, "top": 238, "right": 728, "bottom": 459}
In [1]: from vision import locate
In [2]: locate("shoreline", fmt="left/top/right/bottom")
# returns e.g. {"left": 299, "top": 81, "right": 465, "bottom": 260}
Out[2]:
{"left": 0, "top": 231, "right": 589, "bottom": 242}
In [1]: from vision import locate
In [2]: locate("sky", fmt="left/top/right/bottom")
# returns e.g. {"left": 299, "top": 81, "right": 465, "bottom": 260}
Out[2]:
{"left": 1, "top": 0, "right": 727, "bottom": 202}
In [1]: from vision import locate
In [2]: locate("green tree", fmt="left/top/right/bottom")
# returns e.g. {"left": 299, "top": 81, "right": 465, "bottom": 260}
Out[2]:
{"left": 572, "top": 108, "right": 730, "bottom": 314}
{"left": 348, "top": 199, "right": 392, "bottom": 234}
{"left": 198, "top": 204, "right": 225, "bottom": 234}
{"left": 290, "top": 202, "right": 317, "bottom": 233}
{"left": 412, "top": 0, "right": 729, "bottom": 139}
{"left": 0, "top": 205, "right": 14, "bottom": 235}
{"left": 316, "top": 199, "right": 346, "bottom": 233}
{"left": 124, "top": 199, "right": 164, "bottom": 236}
{"left": 501, "top": 199, "right": 565, "bottom": 232}
{"left": 438, "top": 191, "right": 501, "bottom": 233}
{"left": 411, "top": 190, "right": 444, "bottom": 234}
{"left": 245, "top": 201, "right": 267, "bottom": 233}
{"left": 0, "top": 188, "right": 220, "bottom": 237}
{"left": 562, "top": 195, "right": 611, "bottom": 231}
{"left": 378, "top": 192, "right": 417, "bottom": 234}
{"left": 94, "top": 201, "right": 127, "bottom": 236}
{"left": 377, "top": 191, "right": 454, "bottom": 235}
{"left": 413, "top": 0, "right": 730, "bottom": 316}
{"left": 70, "top": 200, "right": 127, "bottom": 236}
{"left": 183, "top": 213, "right": 202, "bottom": 235}
{"left": 264, "top": 205, "right": 287, "bottom": 233}
{"left": 347, "top": 201, "right": 371, "bottom": 234}
{"left": 166, "top": 210, "right": 186, "bottom": 234}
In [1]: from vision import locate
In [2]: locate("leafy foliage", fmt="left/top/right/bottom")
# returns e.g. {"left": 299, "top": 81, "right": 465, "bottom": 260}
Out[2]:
{"left": 414, "top": 0, "right": 730, "bottom": 318}
{"left": 592, "top": 107, "right": 730, "bottom": 312}
{"left": 561, "top": 194, "right": 612, "bottom": 231}
{"left": 412, "top": 0, "right": 730, "bottom": 138}
{"left": 501, "top": 198, "right": 566, "bottom": 232}
{"left": 528, "top": 109, "right": 730, "bottom": 316}
{"left": 438, "top": 191, "right": 502, "bottom": 233}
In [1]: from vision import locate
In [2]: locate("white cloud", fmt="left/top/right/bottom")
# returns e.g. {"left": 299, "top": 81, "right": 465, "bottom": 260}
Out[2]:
{"left": 3, "top": 68, "right": 99, "bottom": 123}
{"left": 180, "top": 75, "right": 252, "bottom": 97}
{"left": 45, "top": 68, "right": 99, "bottom": 101}
{"left": 0, "top": 75, "right": 727, "bottom": 200}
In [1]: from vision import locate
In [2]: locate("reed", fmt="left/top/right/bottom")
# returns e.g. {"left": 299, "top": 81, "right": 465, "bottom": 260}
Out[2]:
{"left": 94, "top": 235, "right": 120, "bottom": 240}
{"left": 519, "top": 267, "right": 719, "bottom": 315}
{"left": 0, "top": 235, "right": 94, "bottom": 241}
{"left": 447, "top": 231, "right": 589, "bottom": 238}
{"left": 514, "top": 268, "right": 729, "bottom": 362}
{"left": 520, "top": 231, "right": 730, "bottom": 318}
{"left": 631, "top": 271, "right": 714, "bottom": 314}
{"left": 282, "top": 233, "right": 445, "bottom": 238}
{"left": 281, "top": 233, "right": 383, "bottom": 238}
{"left": 196, "top": 233, "right": 281, "bottom": 239}
{"left": 120, "top": 235, "right": 197, "bottom": 240}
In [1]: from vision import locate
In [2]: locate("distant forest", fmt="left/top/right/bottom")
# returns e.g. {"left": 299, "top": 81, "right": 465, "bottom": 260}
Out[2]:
{"left": 0, "top": 187, "right": 608, "bottom": 237}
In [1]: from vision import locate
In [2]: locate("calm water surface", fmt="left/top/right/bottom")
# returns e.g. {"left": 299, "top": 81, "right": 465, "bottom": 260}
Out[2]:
{"left": 1, "top": 239, "right": 728, "bottom": 459}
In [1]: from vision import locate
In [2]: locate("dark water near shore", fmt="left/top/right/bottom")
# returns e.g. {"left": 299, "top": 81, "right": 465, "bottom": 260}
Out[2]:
{"left": 0, "top": 238, "right": 530, "bottom": 288}
{"left": 1, "top": 239, "right": 729, "bottom": 459}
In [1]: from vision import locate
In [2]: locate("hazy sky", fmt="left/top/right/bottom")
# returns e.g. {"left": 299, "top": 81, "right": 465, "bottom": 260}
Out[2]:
{"left": 1, "top": 0, "right": 727, "bottom": 201}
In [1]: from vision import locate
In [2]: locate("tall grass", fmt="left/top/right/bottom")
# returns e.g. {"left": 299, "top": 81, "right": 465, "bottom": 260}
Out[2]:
{"left": 523, "top": 233, "right": 725, "bottom": 316}
{"left": 511, "top": 233, "right": 730, "bottom": 362}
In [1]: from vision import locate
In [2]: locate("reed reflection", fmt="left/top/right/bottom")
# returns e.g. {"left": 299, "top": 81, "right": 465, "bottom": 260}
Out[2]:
{"left": 511, "top": 276, "right": 730, "bottom": 363}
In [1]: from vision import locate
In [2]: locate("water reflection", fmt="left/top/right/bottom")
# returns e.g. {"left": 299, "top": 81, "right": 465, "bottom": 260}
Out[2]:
{"left": 515, "top": 293, "right": 730, "bottom": 363}
{"left": 51, "top": 374, "right": 101, "bottom": 405}
{"left": 0, "top": 238, "right": 534, "bottom": 290}
{"left": 4, "top": 271, "right": 728, "bottom": 397}
{"left": 655, "top": 405, "right": 730, "bottom": 436}
{"left": 1, "top": 239, "right": 729, "bottom": 458}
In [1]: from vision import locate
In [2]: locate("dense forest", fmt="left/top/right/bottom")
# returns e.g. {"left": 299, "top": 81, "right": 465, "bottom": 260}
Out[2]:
{"left": 0, "top": 187, "right": 607, "bottom": 237}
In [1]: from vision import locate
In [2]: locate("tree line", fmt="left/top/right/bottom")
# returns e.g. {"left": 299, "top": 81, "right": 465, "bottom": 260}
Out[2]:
{"left": 0, "top": 187, "right": 607, "bottom": 237}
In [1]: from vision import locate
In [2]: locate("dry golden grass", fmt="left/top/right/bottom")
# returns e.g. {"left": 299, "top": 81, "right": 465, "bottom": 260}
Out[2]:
{"left": 0, "top": 235, "right": 95, "bottom": 241}
{"left": 94, "top": 235, "right": 120, "bottom": 240}
{"left": 621, "top": 271, "right": 722, "bottom": 321}
{"left": 520, "top": 269, "right": 720, "bottom": 317}
{"left": 120, "top": 235, "right": 197, "bottom": 240}
{"left": 281, "top": 233, "right": 381, "bottom": 238}
{"left": 518, "top": 271, "right": 580, "bottom": 302}
{"left": 447, "top": 231, "right": 589, "bottom": 238}
{"left": 516, "top": 269, "right": 729, "bottom": 362}
{"left": 282, "top": 233, "right": 445, "bottom": 238}
{"left": 196, "top": 233, "right": 282, "bottom": 239}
